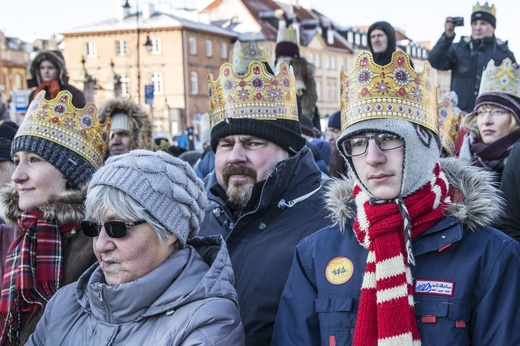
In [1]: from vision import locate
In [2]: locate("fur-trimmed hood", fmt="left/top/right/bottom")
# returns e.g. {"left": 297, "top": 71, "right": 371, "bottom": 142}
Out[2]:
{"left": 0, "top": 183, "right": 87, "bottom": 226}
{"left": 325, "top": 158, "right": 504, "bottom": 233}
{"left": 98, "top": 98, "right": 153, "bottom": 151}
{"left": 27, "top": 50, "right": 68, "bottom": 87}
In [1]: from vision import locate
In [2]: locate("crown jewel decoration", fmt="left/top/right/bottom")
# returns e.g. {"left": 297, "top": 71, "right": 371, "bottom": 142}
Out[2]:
{"left": 479, "top": 58, "right": 520, "bottom": 98}
{"left": 16, "top": 90, "right": 111, "bottom": 169}
{"left": 340, "top": 51, "right": 438, "bottom": 134}
{"left": 207, "top": 61, "right": 298, "bottom": 130}
{"left": 473, "top": 2, "right": 496, "bottom": 16}
{"left": 277, "top": 22, "right": 299, "bottom": 46}
{"left": 437, "top": 97, "right": 462, "bottom": 156}
{"left": 231, "top": 41, "right": 272, "bottom": 75}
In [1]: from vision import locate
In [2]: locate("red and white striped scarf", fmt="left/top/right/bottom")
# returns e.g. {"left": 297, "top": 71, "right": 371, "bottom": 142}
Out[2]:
{"left": 352, "top": 163, "right": 450, "bottom": 346}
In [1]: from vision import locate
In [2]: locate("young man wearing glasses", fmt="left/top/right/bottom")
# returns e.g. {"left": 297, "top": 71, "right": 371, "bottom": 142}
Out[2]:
{"left": 272, "top": 51, "right": 520, "bottom": 345}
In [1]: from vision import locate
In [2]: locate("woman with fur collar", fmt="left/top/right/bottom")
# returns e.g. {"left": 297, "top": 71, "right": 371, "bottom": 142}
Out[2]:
{"left": 272, "top": 51, "right": 520, "bottom": 345}
{"left": 27, "top": 50, "right": 86, "bottom": 109}
{"left": 0, "top": 90, "right": 110, "bottom": 345}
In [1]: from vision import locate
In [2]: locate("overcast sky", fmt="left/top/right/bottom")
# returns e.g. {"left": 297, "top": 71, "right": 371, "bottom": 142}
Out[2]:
{"left": 1, "top": 0, "right": 518, "bottom": 56}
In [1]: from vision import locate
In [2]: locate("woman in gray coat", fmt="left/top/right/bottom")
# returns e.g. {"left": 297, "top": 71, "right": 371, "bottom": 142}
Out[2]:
{"left": 26, "top": 150, "right": 244, "bottom": 346}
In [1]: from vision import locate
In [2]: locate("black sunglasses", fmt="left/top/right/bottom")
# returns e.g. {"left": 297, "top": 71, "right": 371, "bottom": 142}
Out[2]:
{"left": 81, "top": 220, "right": 147, "bottom": 238}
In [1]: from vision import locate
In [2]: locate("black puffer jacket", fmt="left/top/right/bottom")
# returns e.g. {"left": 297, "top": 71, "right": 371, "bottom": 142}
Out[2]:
{"left": 428, "top": 34, "right": 516, "bottom": 113}
{"left": 198, "top": 146, "right": 333, "bottom": 345}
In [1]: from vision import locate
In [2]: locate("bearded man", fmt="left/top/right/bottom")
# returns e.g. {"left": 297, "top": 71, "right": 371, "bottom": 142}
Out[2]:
{"left": 198, "top": 60, "right": 332, "bottom": 346}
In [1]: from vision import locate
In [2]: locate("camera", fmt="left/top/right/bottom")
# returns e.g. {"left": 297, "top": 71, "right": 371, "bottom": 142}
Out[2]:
{"left": 451, "top": 16, "right": 464, "bottom": 27}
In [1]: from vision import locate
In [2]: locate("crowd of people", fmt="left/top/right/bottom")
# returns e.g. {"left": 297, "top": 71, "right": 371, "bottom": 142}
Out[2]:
{"left": 0, "top": 1, "right": 519, "bottom": 345}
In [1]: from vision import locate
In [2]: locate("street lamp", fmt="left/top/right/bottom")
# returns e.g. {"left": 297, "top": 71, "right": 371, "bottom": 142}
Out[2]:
{"left": 122, "top": 0, "right": 153, "bottom": 103}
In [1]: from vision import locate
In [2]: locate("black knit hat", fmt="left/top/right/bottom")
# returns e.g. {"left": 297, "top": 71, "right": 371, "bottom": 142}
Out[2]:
{"left": 328, "top": 111, "right": 341, "bottom": 130}
{"left": 11, "top": 135, "right": 96, "bottom": 187}
{"left": 0, "top": 121, "right": 19, "bottom": 141}
{"left": 0, "top": 138, "right": 11, "bottom": 162}
{"left": 471, "top": 10, "right": 496, "bottom": 28}
{"left": 210, "top": 118, "right": 305, "bottom": 155}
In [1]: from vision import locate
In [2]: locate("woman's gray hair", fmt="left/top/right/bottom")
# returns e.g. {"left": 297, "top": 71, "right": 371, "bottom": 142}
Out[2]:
{"left": 85, "top": 185, "right": 172, "bottom": 241}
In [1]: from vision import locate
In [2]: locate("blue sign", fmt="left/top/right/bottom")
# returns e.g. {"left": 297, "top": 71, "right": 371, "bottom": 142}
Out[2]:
{"left": 145, "top": 84, "right": 154, "bottom": 105}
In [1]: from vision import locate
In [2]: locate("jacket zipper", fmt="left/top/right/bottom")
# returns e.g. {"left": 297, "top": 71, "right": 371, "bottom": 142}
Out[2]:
{"left": 97, "top": 283, "right": 112, "bottom": 323}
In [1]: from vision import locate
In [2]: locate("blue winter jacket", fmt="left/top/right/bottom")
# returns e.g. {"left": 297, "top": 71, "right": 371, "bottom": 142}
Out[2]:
{"left": 272, "top": 158, "right": 520, "bottom": 346}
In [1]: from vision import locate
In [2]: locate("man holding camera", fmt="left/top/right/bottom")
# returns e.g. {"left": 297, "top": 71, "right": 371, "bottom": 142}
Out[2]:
{"left": 428, "top": 2, "right": 516, "bottom": 114}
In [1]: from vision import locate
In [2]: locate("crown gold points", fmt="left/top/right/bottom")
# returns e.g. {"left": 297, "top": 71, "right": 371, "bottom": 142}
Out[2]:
{"left": 230, "top": 41, "right": 272, "bottom": 75}
{"left": 438, "top": 97, "right": 462, "bottom": 156}
{"left": 207, "top": 61, "right": 298, "bottom": 130}
{"left": 479, "top": 58, "right": 520, "bottom": 98}
{"left": 340, "top": 51, "right": 438, "bottom": 134}
{"left": 17, "top": 90, "right": 111, "bottom": 169}
{"left": 473, "top": 2, "right": 496, "bottom": 16}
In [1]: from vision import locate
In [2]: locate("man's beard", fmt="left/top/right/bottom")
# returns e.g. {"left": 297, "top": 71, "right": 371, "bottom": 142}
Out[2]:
{"left": 222, "top": 164, "right": 257, "bottom": 209}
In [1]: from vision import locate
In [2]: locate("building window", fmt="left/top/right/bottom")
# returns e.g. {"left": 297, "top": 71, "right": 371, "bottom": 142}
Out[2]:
{"left": 324, "top": 55, "right": 330, "bottom": 70}
{"left": 116, "top": 40, "right": 127, "bottom": 56}
{"left": 315, "top": 54, "right": 321, "bottom": 68}
{"left": 206, "top": 40, "right": 213, "bottom": 58}
{"left": 85, "top": 41, "right": 98, "bottom": 58}
{"left": 307, "top": 53, "right": 314, "bottom": 64}
{"left": 347, "top": 31, "right": 353, "bottom": 43}
{"left": 152, "top": 72, "right": 163, "bottom": 95}
{"left": 330, "top": 56, "right": 336, "bottom": 70}
{"left": 316, "top": 81, "right": 322, "bottom": 100}
{"left": 220, "top": 42, "right": 228, "bottom": 60}
{"left": 150, "top": 37, "right": 161, "bottom": 54}
{"left": 121, "top": 74, "right": 129, "bottom": 96}
{"left": 14, "top": 73, "right": 23, "bottom": 89}
{"left": 361, "top": 34, "right": 367, "bottom": 47}
{"left": 190, "top": 71, "right": 198, "bottom": 95}
{"left": 354, "top": 34, "right": 360, "bottom": 46}
{"left": 189, "top": 37, "right": 197, "bottom": 55}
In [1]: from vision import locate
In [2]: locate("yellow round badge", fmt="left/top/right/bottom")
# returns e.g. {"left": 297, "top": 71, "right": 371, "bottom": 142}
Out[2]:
{"left": 325, "top": 257, "right": 354, "bottom": 285}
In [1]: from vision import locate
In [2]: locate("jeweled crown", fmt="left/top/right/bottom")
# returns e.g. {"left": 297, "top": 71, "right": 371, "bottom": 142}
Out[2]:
{"left": 473, "top": 2, "right": 496, "bottom": 16}
{"left": 277, "top": 22, "right": 299, "bottom": 46}
{"left": 207, "top": 61, "right": 298, "bottom": 130}
{"left": 230, "top": 41, "right": 272, "bottom": 76}
{"left": 17, "top": 90, "right": 111, "bottom": 169}
{"left": 340, "top": 51, "right": 438, "bottom": 134}
{"left": 479, "top": 58, "right": 520, "bottom": 98}
{"left": 437, "top": 97, "right": 462, "bottom": 156}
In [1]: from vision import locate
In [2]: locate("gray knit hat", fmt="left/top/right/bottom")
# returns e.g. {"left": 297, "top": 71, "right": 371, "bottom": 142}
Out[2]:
{"left": 337, "top": 119, "right": 441, "bottom": 198}
{"left": 88, "top": 150, "right": 207, "bottom": 247}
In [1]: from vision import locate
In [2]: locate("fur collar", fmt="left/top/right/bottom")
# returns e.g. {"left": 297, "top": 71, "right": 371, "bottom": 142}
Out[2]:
{"left": 0, "top": 183, "right": 87, "bottom": 226}
{"left": 325, "top": 158, "right": 504, "bottom": 233}
{"left": 97, "top": 98, "right": 153, "bottom": 151}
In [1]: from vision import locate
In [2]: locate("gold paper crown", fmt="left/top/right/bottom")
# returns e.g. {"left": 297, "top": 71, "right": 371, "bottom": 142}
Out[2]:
{"left": 437, "top": 97, "right": 462, "bottom": 156}
{"left": 230, "top": 41, "right": 272, "bottom": 75}
{"left": 479, "top": 58, "right": 520, "bottom": 98}
{"left": 17, "top": 90, "right": 111, "bottom": 169}
{"left": 340, "top": 51, "right": 438, "bottom": 134}
{"left": 473, "top": 2, "right": 496, "bottom": 16}
{"left": 277, "top": 22, "right": 299, "bottom": 46}
{"left": 207, "top": 61, "right": 298, "bottom": 130}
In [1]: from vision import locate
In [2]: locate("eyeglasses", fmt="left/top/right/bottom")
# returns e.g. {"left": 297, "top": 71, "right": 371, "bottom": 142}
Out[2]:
{"left": 476, "top": 109, "right": 508, "bottom": 117}
{"left": 81, "top": 220, "right": 146, "bottom": 238}
{"left": 342, "top": 133, "right": 404, "bottom": 157}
